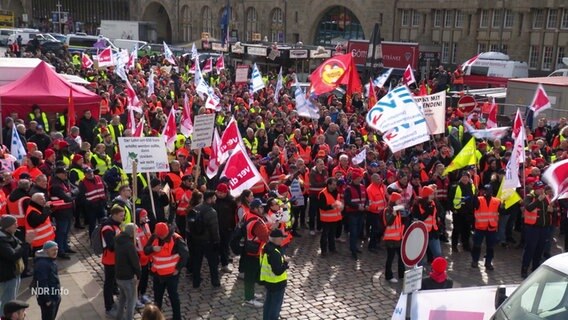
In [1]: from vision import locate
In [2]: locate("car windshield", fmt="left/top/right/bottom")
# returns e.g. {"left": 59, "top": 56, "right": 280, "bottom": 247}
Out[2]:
{"left": 496, "top": 266, "right": 568, "bottom": 320}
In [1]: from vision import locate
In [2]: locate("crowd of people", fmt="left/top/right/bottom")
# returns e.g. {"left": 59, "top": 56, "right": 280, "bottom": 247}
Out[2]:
{"left": 0, "top": 43, "right": 567, "bottom": 320}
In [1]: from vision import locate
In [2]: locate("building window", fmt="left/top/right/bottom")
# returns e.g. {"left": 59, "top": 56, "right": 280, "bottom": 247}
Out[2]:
{"left": 444, "top": 10, "right": 454, "bottom": 28}
{"left": 562, "top": 9, "right": 568, "bottom": 29}
{"left": 557, "top": 47, "right": 565, "bottom": 69}
{"left": 492, "top": 9, "right": 502, "bottom": 28}
{"left": 181, "top": 5, "right": 192, "bottom": 42}
{"left": 271, "top": 8, "right": 284, "bottom": 42}
{"left": 542, "top": 46, "right": 554, "bottom": 70}
{"left": 489, "top": 43, "right": 500, "bottom": 52}
{"left": 441, "top": 42, "right": 449, "bottom": 63}
{"left": 245, "top": 7, "right": 258, "bottom": 41}
{"left": 451, "top": 42, "right": 457, "bottom": 64}
{"left": 478, "top": 42, "right": 487, "bottom": 53}
{"left": 533, "top": 9, "right": 545, "bottom": 28}
{"left": 412, "top": 10, "right": 421, "bottom": 27}
{"left": 455, "top": 11, "right": 464, "bottom": 28}
{"left": 547, "top": 9, "right": 558, "bottom": 29}
{"left": 434, "top": 10, "right": 442, "bottom": 27}
{"left": 504, "top": 9, "right": 514, "bottom": 28}
{"left": 529, "top": 45, "right": 540, "bottom": 69}
{"left": 314, "top": 6, "right": 364, "bottom": 45}
{"left": 401, "top": 10, "right": 410, "bottom": 26}
{"left": 202, "top": 6, "right": 214, "bottom": 36}
{"left": 501, "top": 44, "right": 508, "bottom": 54}
{"left": 480, "top": 9, "right": 489, "bottom": 28}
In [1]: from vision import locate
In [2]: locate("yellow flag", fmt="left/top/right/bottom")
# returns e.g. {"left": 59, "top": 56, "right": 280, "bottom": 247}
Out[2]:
{"left": 497, "top": 178, "right": 522, "bottom": 209}
{"left": 443, "top": 138, "right": 477, "bottom": 175}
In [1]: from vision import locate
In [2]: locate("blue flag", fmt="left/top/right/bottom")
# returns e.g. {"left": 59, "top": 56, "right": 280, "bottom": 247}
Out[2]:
{"left": 10, "top": 128, "right": 26, "bottom": 162}
{"left": 220, "top": 0, "right": 231, "bottom": 46}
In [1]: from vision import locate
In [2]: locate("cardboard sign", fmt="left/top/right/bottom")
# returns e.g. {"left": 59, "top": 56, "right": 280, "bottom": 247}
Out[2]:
{"left": 191, "top": 114, "right": 216, "bottom": 149}
{"left": 118, "top": 137, "right": 170, "bottom": 173}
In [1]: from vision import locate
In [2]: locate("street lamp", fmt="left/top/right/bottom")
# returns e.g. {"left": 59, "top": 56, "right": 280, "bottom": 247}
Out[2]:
{"left": 56, "top": 0, "right": 62, "bottom": 33}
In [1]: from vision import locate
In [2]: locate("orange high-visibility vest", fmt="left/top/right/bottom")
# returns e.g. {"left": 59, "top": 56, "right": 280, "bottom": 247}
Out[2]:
{"left": 383, "top": 210, "right": 404, "bottom": 241}
{"left": 474, "top": 196, "right": 500, "bottom": 231}
{"left": 101, "top": 224, "right": 121, "bottom": 265}
{"left": 319, "top": 188, "right": 342, "bottom": 222}
{"left": 524, "top": 209, "right": 538, "bottom": 225}
{"left": 245, "top": 213, "right": 266, "bottom": 257}
{"left": 367, "top": 183, "right": 387, "bottom": 214}
{"left": 297, "top": 145, "right": 312, "bottom": 164}
{"left": 136, "top": 224, "right": 151, "bottom": 266}
{"left": 7, "top": 196, "right": 29, "bottom": 227}
{"left": 419, "top": 202, "right": 438, "bottom": 232}
{"left": 150, "top": 233, "right": 182, "bottom": 276}
{"left": 0, "top": 190, "right": 7, "bottom": 216}
{"left": 24, "top": 205, "right": 55, "bottom": 249}
{"left": 174, "top": 187, "right": 192, "bottom": 216}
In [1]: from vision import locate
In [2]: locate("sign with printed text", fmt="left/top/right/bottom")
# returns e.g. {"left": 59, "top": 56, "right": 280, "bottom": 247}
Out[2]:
{"left": 413, "top": 91, "right": 447, "bottom": 135}
{"left": 191, "top": 114, "right": 216, "bottom": 149}
{"left": 403, "top": 266, "right": 423, "bottom": 294}
{"left": 235, "top": 65, "right": 249, "bottom": 84}
{"left": 118, "top": 137, "right": 170, "bottom": 173}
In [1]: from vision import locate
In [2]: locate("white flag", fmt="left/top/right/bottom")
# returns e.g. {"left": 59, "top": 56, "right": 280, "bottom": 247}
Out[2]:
{"left": 352, "top": 148, "right": 367, "bottom": 165}
{"left": 10, "top": 128, "right": 26, "bottom": 162}
{"left": 194, "top": 57, "right": 209, "bottom": 97}
{"left": 163, "top": 41, "right": 176, "bottom": 65}
{"left": 205, "top": 85, "right": 221, "bottom": 110}
{"left": 502, "top": 119, "right": 526, "bottom": 193}
{"left": 191, "top": 43, "right": 199, "bottom": 60}
{"left": 374, "top": 68, "right": 393, "bottom": 88}
{"left": 294, "top": 79, "right": 319, "bottom": 119}
{"left": 464, "top": 122, "right": 510, "bottom": 140}
{"left": 251, "top": 63, "right": 265, "bottom": 93}
{"left": 147, "top": 69, "right": 155, "bottom": 97}
{"left": 274, "top": 67, "right": 283, "bottom": 103}
{"left": 180, "top": 94, "right": 193, "bottom": 137}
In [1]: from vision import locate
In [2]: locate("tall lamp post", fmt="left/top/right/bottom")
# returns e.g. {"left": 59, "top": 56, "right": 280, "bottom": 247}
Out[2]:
{"left": 55, "top": 1, "right": 62, "bottom": 33}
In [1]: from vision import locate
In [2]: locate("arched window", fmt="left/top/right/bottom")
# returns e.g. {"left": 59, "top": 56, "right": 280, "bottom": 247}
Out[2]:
{"left": 270, "top": 8, "right": 284, "bottom": 42}
{"left": 181, "top": 5, "right": 192, "bottom": 42}
{"left": 314, "top": 6, "right": 364, "bottom": 45}
{"left": 202, "top": 6, "right": 215, "bottom": 37}
{"left": 246, "top": 7, "right": 258, "bottom": 41}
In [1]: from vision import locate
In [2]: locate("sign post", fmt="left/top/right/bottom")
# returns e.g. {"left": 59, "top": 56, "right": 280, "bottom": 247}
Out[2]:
{"left": 400, "top": 221, "right": 429, "bottom": 320}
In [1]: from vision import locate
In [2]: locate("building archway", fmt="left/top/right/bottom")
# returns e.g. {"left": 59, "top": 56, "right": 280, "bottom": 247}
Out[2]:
{"left": 141, "top": 1, "right": 172, "bottom": 43}
{"left": 313, "top": 6, "right": 364, "bottom": 46}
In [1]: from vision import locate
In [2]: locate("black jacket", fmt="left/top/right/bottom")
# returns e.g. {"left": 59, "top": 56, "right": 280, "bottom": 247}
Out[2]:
{"left": 189, "top": 203, "right": 220, "bottom": 245}
{"left": 78, "top": 116, "right": 97, "bottom": 145}
{"left": 0, "top": 229, "right": 25, "bottom": 282}
{"left": 101, "top": 218, "right": 122, "bottom": 253}
{"left": 261, "top": 241, "right": 288, "bottom": 291}
{"left": 33, "top": 250, "right": 60, "bottom": 303}
{"left": 421, "top": 277, "right": 454, "bottom": 290}
{"left": 140, "top": 190, "right": 170, "bottom": 226}
{"left": 213, "top": 196, "right": 237, "bottom": 233}
{"left": 114, "top": 232, "right": 141, "bottom": 280}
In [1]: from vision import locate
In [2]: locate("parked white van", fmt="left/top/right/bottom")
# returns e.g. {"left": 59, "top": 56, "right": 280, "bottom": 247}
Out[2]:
{"left": 113, "top": 39, "right": 147, "bottom": 51}
{"left": 462, "top": 52, "right": 528, "bottom": 89}
{"left": 5, "top": 28, "right": 41, "bottom": 46}
{"left": 65, "top": 35, "right": 118, "bottom": 53}
{"left": 0, "top": 28, "right": 21, "bottom": 46}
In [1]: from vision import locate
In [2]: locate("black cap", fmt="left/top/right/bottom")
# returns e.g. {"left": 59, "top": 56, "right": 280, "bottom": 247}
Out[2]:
{"left": 3, "top": 300, "right": 29, "bottom": 315}
{"left": 270, "top": 229, "right": 286, "bottom": 238}
{"left": 55, "top": 166, "right": 67, "bottom": 174}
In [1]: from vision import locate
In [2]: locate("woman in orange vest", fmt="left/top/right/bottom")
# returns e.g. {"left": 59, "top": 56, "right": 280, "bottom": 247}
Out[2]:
{"left": 412, "top": 186, "right": 442, "bottom": 261}
{"left": 135, "top": 209, "right": 152, "bottom": 305}
{"left": 383, "top": 192, "right": 405, "bottom": 283}
{"left": 472, "top": 184, "right": 501, "bottom": 270}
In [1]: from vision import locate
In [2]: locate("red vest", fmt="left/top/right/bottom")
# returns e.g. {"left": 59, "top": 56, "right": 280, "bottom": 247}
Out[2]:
{"left": 474, "top": 197, "right": 500, "bottom": 231}
{"left": 245, "top": 213, "right": 267, "bottom": 257}
{"left": 136, "top": 224, "right": 151, "bottom": 266}
{"left": 319, "top": 189, "right": 342, "bottom": 222}
{"left": 49, "top": 182, "right": 73, "bottom": 211}
{"left": 150, "top": 233, "right": 182, "bottom": 276}
{"left": 174, "top": 187, "right": 192, "bottom": 216}
{"left": 345, "top": 184, "right": 367, "bottom": 213}
{"left": 419, "top": 201, "right": 439, "bottom": 232}
{"left": 25, "top": 205, "right": 55, "bottom": 249}
{"left": 101, "top": 224, "right": 121, "bottom": 265}
{"left": 7, "top": 196, "right": 29, "bottom": 227}
{"left": 383, "top": 211, "right": 404, "bottom": 241}
{"left": 83, "top": 176, "right": 106, "bottom": 203}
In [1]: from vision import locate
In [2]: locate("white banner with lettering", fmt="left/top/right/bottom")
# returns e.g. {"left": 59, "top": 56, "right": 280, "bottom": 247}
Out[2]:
{"left": 118, "top": 137, "right": 170, "bottom": 173}
{"left": 413, "top": 91, "right": 446, "bottom": 135}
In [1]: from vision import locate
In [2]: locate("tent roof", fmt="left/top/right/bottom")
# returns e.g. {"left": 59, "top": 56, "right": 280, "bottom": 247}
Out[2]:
{"left": 0, "top": 61, "right": 101, "bottom": 117}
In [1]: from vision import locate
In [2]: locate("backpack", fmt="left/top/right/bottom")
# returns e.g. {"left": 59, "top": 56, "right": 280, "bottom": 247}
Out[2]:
{"left": 229, "top": 216, "right": 261, "bottom": 256}
{"left": 187, "top": 208, "right": 206, "bottom": 237}
{"left": 90, "top": 224, "right": 104, "bottom": 255}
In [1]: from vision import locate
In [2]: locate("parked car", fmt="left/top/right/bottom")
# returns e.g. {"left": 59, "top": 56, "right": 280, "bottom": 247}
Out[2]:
{"left": 48, "top": 33, "right": 67, "bottom": 43}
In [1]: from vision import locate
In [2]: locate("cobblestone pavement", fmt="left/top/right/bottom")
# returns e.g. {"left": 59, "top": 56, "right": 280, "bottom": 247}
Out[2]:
{"left": 69, "top": 219, "right": 565, "bottom": 320}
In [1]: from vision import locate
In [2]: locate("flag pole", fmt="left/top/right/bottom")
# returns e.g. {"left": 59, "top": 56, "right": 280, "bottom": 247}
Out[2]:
{"left": 146, "top": 172, "right": 157, "bottom": 220}
{"left": 132, "top": 160, "right": 137, "bottom": 224}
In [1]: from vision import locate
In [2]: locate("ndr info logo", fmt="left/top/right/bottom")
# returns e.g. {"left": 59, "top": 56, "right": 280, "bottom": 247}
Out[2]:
{"left": 31, "top": 286, "right": 70, "bottom": 296}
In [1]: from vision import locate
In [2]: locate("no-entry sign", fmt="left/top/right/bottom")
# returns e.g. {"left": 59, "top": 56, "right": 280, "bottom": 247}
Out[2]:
{"left": 458, "top": 95, "right": 477, "bottom": 113}
{"left": 401, "top": 221, "right": 429, "bottom": 267}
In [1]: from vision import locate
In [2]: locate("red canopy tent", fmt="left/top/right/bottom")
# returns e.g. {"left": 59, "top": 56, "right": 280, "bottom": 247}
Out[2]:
{"left": 0, "top": 61, "right": 101, "bottom": 119}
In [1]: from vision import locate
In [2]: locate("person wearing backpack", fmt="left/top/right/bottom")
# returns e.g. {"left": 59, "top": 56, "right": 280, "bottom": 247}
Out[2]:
{"left": 242, "top": 198, "right": 273, "bottom": 308}
{"left": 101, "top": 205, "right": 125, "bottom": 318}
{"left": 188, "top": 191, "right": 221, "bottom": 288}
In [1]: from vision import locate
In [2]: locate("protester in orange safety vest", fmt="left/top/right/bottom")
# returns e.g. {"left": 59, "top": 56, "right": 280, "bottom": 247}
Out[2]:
{"left": 366, "top": 173, "right": 387, "bottom": 252}
{"left": 101, "top": 205, "right": 124, "bottom": 316}
{"left": 471, "top": 184, "right": 501, "bottom": 271}
{"left": 173, "top": 175, "right": 194, "bottom": 239}
{"left": 318, "top": 178, "right": 342, "bottom": 256}
{"left": 25, "top": 192, "right": 54, "bottom": 252}
{"left": 144, "top": 222, "right": 189, "bottom": 320}
{"left": 135, "top": 209, "right": 152, "bottom": 306}
{"left": 412, "top": 186, "right": 442, "bottom": 262}
{"left": 383, "top": 192, "right": 405, "bottom": 283}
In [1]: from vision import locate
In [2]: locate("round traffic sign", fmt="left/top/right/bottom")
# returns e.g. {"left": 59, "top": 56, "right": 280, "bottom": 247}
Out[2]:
{"left": 458, "top": 95, "right": 477, "bottom": 113}
{"left": 401, "top": 221, "right": 429, "bottom": 267}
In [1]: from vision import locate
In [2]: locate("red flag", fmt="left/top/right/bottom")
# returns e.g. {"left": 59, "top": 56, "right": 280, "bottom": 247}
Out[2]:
{"left": 206, "top": 129, "right": 221, "bottom": 179}
{"left": 529, "top": 84, "right": 552, "bottom": 116}
{"left": 81, "top": 53, "right": 93, "bottom": 69}
{"left": 543, "top": 159, "right": 568, "bottom": 200}
{"left": 486, "top": 98, "right": 498, "bottom": 129}
{"left": 97, "top": 47, "right": 114, "bottom": 67}
{"left": 127, "top": 107, "right": 136, "bottom": 132}
{"left": 309, "top": 53, "right": 358, "bottom": 95}
{"left": 162, "top": 108, "right": 177, "bottom": 152}
{"left": 220, "top": 144, "right": 262, "bottom": 197}
{"left": 512, "top": 109, "right": 524, "bottom": 140}
{"left": 180, "top": 94, "right": 194, "bottom": 137}
{"left": 202, "top": 58, "right": 213, "bottom": 73}
{"left": 133, "top": 118, "right": 145, "bottom": 137}
{"left": 218, "top": 117, "right": 244, "bottom": 164}
{"left": 67, "top": 88, "right": 75, "bottom": 133}
{"left": 215, "top": 55, "right": 225, "bottom": 72}
{"left": 188, "top": 60, "right": 196, "bottom": 74}
{"left": 460, "top": 53, "right": 480, "bottom": 70}
{"left": 125, "top": 80, "right": 141, "bottom": 112}
{"left": 368, "top": 78, "right": 377, "bottom": 110}
{"left": 402, "top": 64, "right": 416, "bottom": 86}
